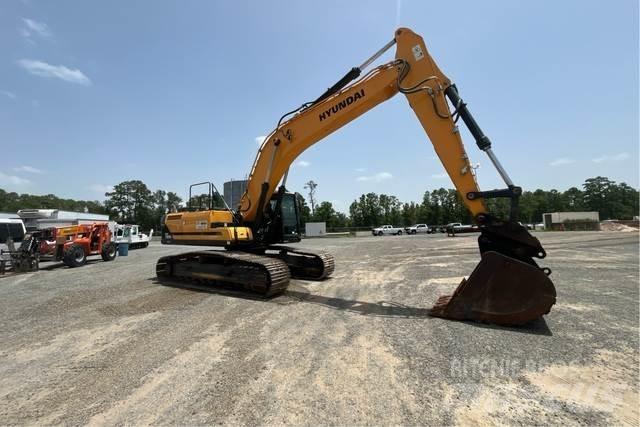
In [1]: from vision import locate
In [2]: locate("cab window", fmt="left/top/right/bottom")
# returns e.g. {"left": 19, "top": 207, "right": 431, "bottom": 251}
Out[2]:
{"left": 0, "top": 223, "right": 25, "bottom": 243}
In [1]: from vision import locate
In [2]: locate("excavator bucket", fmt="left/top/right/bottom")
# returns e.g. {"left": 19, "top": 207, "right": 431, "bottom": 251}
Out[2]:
{"left": 430, "top": 251, "right": 556, "bottom": 325}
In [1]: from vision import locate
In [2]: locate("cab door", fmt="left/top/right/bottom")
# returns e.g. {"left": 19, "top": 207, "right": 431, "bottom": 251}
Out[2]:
{"left": 280, "top": 193, "right": 301, "bottom": 243}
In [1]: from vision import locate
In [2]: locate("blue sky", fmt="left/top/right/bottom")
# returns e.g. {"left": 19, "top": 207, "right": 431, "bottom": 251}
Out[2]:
{"left": 1, "top": 0, "right": 638, "bottom": 213}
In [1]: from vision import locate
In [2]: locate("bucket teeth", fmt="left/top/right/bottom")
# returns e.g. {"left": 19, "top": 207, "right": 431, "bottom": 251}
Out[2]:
{"left": 429, "top": 251, "right": 556, "bottom": 325}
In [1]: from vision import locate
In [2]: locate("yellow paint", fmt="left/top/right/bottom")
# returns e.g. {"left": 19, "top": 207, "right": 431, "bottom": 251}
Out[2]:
{"left": 394, "top": 28, "right": 486, "bottom": 216}
{"left": 57, "top": 225, "right": 82, "bottom": 237}
{"left": 164, "top": 210, "right": 252, "bottom": 245}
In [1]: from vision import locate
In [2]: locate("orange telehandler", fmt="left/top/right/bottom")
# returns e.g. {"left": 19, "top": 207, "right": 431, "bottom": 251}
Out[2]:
{"left": 40, "top": 223, "right": 117, "bottom": 267}
{"left": 157, "top": 28, "right": 556, "bottom": 325}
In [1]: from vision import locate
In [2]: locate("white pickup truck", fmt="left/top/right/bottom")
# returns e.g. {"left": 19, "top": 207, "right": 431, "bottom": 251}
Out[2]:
{"left": 445, "top": 222, "right": 479, "bottom": 235}
{"left": 372, "top": 225, "right": 404, "bottom": 236}
{"left": 405, "top": 224, "right": 431, "bottom": 235}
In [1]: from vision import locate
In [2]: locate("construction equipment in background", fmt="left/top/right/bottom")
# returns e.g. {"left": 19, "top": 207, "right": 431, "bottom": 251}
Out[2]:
{"left": 0, "top": 216, "right": 39, "bottom": 274}
{"left": 40, "top": 223, "right": 117, "bottom": 267}
{"left": 0, "top": 232, "right": 41, "bottom": 274}
{"left": 157, "top": 28, "right": 556, "bottom": 326}
{"left": 1, "top": 223, "right": 118, "bottom": 273}
{"left": 114, "top": 224, "right": 153, "bottom": 249}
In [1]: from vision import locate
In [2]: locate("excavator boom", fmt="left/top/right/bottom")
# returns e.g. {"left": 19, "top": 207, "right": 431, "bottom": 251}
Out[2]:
{"left": 239, "top": 29, "right": 488, "bottom": 224}
{"left": 158, "top": 28, "right": 556, "bottom": 325}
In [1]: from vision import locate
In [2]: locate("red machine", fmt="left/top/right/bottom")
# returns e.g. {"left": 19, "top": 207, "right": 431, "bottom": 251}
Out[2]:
{"left": 41, "top": 223, "right": 117, "bottom": 267}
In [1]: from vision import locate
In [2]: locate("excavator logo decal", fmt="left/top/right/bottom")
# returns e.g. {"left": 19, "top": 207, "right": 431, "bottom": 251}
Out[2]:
{"left": 319, "top": 89, "right": 365, "bottom": 122}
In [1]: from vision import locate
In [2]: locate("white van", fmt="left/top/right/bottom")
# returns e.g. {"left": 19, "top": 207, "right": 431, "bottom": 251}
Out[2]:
{"left": 0, "top": 217, "right": 27, "bottom": 261}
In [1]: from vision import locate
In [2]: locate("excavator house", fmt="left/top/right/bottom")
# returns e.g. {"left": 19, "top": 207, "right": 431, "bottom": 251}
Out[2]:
{"left": 157, "top": 28, "right": 556, "bottom": 326}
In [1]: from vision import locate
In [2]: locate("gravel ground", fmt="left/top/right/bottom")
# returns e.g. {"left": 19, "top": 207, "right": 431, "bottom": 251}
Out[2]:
{"left": 0, "top": 231, "right": 638, "bottom": 426}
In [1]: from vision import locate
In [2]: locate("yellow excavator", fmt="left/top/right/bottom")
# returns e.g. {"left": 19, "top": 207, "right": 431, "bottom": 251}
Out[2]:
{"left": 157, "top": 28, "right": 556, "bottom": 325}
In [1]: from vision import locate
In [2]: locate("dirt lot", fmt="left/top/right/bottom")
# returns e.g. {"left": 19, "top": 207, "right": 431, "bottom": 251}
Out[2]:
{"left": 0, "top": 231, "right": 638, "bottom": 425}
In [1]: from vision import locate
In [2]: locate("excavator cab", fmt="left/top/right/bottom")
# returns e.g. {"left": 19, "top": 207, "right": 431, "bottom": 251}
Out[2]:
{"left": 281, "top": 192, "right": 303, "bottom": 241}
{"left": 266, "top": 191, "right": 302, "bottom": 243}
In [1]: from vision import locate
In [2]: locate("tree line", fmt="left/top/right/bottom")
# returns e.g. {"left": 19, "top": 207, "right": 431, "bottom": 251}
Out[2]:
{"left": 0, "top": 180, "right": 182, "bottom": 232}
{"left": 1, "top": 176, "right": 637, "bottom": 231}
{"left": 0, "top": 189, "right": 106, "bottom": 216}
{"left": 103, "top": 180, "right": 183, "bottom": 231}
{"left": 304, "top": 176, "right": 639, "bottom": 228}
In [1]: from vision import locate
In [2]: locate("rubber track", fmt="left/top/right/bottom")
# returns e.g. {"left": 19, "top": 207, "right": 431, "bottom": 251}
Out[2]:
{"left": 268, "top": 246, "right": 335, "bottom": 280}
{"left": 156, "top": 251, "right": 290, "bottom": 297}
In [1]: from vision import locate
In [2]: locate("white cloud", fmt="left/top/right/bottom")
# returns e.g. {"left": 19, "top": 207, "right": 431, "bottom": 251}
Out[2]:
{"left": 88, "top": 184, "right": 114, "bottom": 194}
{"left": 13, "top": 165, "right": 44, "bottom": 174}
{"left": 549, "top": 158, "right": 575, "bottom": 167}
{"left": 0, "top": 171, "right": 30, "bottom": 186}
{"left": 431, "top": 173, "right": 448, "bottom": 179}
{"left": 612, "top": 152, "right": 630, "bottom": 161}
{"left": 591, "top": 152, "right": 630, "bottom": 163}
{"left": 592, "top": 156, "right": 608, "bottom": 163}
{"left": 295, "top": 160, "right": 311, "bottom": 168}
{"left": 1, "top": 90, "right": 16, "bottom": 99}
{"left": 17, "top": 59, "right": 91, "bottom": 86}
{"left": 356, "top": 172, "right": 393, "bottom": 182}
{"left": 21, "top": 18, "right": 52, "bottom": 40}
{"left": 255, "top": 135, "right": 267, "bottom": 146}
{"left": 355, "top": 167, "right": 367, "bottom": 172}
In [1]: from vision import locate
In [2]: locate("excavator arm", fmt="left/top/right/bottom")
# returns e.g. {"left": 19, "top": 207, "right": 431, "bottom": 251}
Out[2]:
{"left": 240, "top": 28, "right": 487, "bottom": 225}
{"left": 159, "top": 28, "right": 556, "bottom": 326}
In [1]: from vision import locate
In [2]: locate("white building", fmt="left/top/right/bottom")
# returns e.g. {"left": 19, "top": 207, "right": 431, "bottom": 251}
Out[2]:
{"left": 542, "top": 211, "right": 600, "bottom": 231}
{"left": 305, "top": 222, "right": 326, "bottom": 237}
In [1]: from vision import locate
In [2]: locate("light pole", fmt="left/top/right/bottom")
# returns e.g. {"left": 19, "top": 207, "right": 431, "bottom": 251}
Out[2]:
{"left": 304, "top": 180, "right": 317, "bottom": 216}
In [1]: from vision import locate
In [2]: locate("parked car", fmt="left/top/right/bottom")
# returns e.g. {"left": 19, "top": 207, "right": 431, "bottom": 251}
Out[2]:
{"left": 372, "top": 225, "right": 404, "bottom": 236}
{"left": 405, "top": 224, "right": 430, "bottom": 235}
